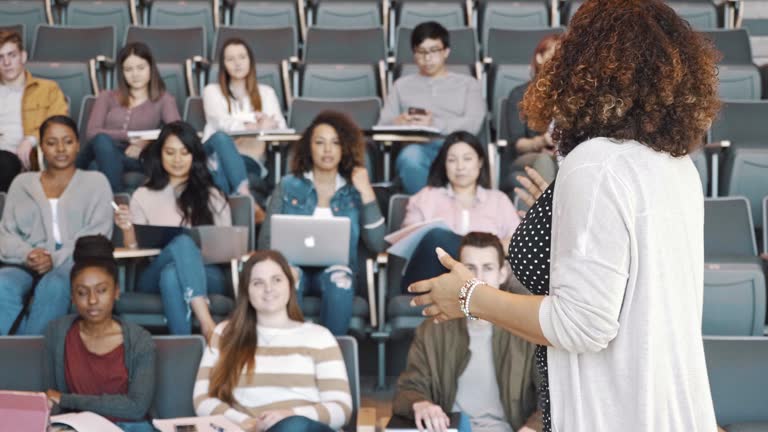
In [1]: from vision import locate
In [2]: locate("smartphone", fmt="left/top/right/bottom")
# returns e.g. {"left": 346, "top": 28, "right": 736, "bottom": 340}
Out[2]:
{"left": 408, "top": 107, "right": 427, "bottom": 116}
{"left": 174, "top": 425, "right": 198, "bottom": 432}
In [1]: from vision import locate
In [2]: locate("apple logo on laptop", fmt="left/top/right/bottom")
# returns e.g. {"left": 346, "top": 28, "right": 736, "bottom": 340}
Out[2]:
{"left": 304, "top": 236, "right": 316, "bottom": 248}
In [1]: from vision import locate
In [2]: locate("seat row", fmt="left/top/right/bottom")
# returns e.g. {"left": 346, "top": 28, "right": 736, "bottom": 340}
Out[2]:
{"left": 1, "top": 0, "right": 751, "bottom": 54}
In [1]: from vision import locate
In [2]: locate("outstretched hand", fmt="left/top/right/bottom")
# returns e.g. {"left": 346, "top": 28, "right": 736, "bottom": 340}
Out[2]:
{"left": 408, "top": 247, "right": 474, "bottom": 323}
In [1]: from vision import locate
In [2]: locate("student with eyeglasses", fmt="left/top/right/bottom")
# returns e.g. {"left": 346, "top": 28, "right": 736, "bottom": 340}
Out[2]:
{"left": 377, "top": 21, "right": 486, "bottom": 195}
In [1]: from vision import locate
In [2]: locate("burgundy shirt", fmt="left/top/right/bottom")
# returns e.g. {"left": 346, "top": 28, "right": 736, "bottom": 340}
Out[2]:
{"left": 64, "top": 321, "right": 130, "bottom": 422}
{"left": 84, "top": 89, "right": 181, "bottom": 143}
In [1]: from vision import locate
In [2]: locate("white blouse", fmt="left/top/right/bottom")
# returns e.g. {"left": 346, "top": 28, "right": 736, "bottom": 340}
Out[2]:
{"left": 541, "top": 137, "right": 716, "bottom": 431}
{"left": 202, "top": 83, "right": 287, "bottom": 141}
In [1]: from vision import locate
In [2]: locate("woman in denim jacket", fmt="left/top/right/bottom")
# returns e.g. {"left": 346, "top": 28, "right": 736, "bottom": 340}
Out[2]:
{"left": 258, "top": 111, "right": 386, "bottom": 335}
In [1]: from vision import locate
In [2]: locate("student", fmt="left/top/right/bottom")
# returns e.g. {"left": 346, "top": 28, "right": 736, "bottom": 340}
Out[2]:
{"left": 399, "top": 131, "right": 519, "bottom": 291}
{"left": 0, "top": 30, "right": 68, "bottom": 191}
{"left": 0, "top": 115, "right": 112, "bottom": 335}
{"left": 378, "top": 21, "right": 486, "bottom": 194}
{"left": 79, "top": 42, "right": 248, "bottom": 196}
{"left": 258, "top": 111, "right": 386, "bottom": 335}
{"left": 500, "top": 34, "right": 562, "bottom": 193}
{"left": 44, "top": 235, "right": 155, "bottom": 432}
{"left": 194, "top": 250, "right": 352, "bottom": 432}
{"left": 202, "top": 37, "right": 287, "bottom": 218}
{"left": 395, "top": 232, "right": 540, "bottom": 432}
{"left": 113, "top": 121, "right": 231, "bottom": 340}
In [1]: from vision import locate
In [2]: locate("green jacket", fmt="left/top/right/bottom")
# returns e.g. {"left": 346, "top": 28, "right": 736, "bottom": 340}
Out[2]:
{"left": 393, "top": 319, "right": 541, "bottom": 431}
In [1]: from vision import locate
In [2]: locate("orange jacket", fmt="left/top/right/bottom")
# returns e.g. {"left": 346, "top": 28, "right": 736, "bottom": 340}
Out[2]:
{"left": 22, "top": 69, "right": 68, "bottom": 141}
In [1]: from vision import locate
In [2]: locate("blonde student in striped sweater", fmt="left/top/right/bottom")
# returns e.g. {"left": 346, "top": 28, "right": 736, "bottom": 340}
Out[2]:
{"left": 193, "top": 250, "right": 353, "bottom": 432}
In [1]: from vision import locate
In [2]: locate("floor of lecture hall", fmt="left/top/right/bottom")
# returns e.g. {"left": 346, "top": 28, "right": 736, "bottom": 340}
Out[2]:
{"left": 360, "top": 375, "right": 397, "bottom": 428}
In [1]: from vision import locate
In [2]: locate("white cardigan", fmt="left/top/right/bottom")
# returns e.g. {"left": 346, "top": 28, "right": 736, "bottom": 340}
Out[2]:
{"left": 202, "top": 83, "right": 287, "bottom": 141}
{"left": 540, "top": 138, "right": 717, "bottom": 431}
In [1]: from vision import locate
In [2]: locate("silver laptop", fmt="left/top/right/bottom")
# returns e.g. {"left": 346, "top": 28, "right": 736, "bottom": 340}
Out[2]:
{"left": 191, "top": 226, "right": 250, "bottom": 264}
{"left": 270, "top": 215, "right": 351, "bottom": 267}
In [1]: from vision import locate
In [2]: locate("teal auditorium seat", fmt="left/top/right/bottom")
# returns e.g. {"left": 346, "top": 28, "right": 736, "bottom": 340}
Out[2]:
{"left": 0, "top": 0, "right": 49, "bottom": 50}
{"left": 703, "top": 198, "right": 766, "bottom": 336}
{"left": 701, "top": 29, "right": 762, "bottom": 100}
{"left": 477, "top": 0, "right": 550, "bottom": 49}
{"left": 396, "top": 0, "right": 467, "bottom": 30}
{"left": 704, "top": 336, "right": 768, "bottom": 430}
{"left": 59, "top": 0, "right": 135, "bottom": 46}
{"left": 313, "top": 0, "right": 382, "bottom": 30}
{"left": 146, "top": 0, "right": 216, "bottom": 58}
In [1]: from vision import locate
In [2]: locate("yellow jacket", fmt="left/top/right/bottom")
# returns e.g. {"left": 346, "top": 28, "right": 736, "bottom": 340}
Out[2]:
{"left": 22, "top": 69, "right": 68, "bottom": 141}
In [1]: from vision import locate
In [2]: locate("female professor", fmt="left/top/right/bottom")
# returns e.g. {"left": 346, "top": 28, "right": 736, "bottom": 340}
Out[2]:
{"left": 409, "top": 0, "right": 722, "bottom": 431}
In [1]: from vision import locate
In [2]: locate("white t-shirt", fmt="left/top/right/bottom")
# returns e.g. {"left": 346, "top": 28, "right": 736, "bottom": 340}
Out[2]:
{"left": 201, "top": 82, "right": 287, "bottom": 141}
{"left": 49, "top": 199, "right": 62, "bottom": 244}
{"left": 0, "top": 82, "right": 25, "bottom": 152}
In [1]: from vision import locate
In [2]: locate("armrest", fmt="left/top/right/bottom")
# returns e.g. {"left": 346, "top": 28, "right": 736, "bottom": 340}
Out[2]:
{"left": 366, "top": 258, "right": 378, "bottom": 328}
{"left": 376, "top": 252, "right": 389, "bottom": 331}
{"left": 703, "top": 140, "right": 730, "bottom": 152}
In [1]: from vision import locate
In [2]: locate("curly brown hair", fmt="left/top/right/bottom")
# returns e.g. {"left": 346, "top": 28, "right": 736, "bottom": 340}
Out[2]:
{"left": 521, "top": 0, "right": 721, "bottom": 157}
{"left": 290, "top": 110, "right": 366, "bottom": 180}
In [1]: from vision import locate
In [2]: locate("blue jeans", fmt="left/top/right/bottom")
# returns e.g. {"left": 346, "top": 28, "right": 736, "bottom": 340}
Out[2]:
{"left": 76, "top": 133, "right": 143, "bottom": 193}
{"left": 136, "top": 234, "right": 226, "bottom": 334}
{"left": 205, "top": 132, "right": 249, "bottom": 196}
{"left": 267, "top": 415, "right": 335, "bottom": 432}
{"left": 0, "top": 262, "right": 73, "bottom": 335}
{"left": 114, "top": 421, "right": 154, "bottom": 432}
{"left": 395, "top": 140, "right": 443, "bottom": 194}
{"left": 297, "top": 265, "right": 355, "bottom": 335}
{"left": 400, "top": 228, "right": 461, "bottom": 293}
{"left": 458, "top": 412, "right": 472, "bottom": 432}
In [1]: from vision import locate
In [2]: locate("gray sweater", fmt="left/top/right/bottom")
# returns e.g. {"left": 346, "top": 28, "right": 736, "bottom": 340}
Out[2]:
{"left": 0, "top": 170, "right": 113, "bottom": 267}
{"left": 378, "top": 72, "right": 486, "bottom": 135}
{"left": 43, "top": 314, "right": 156, "bottom": 420}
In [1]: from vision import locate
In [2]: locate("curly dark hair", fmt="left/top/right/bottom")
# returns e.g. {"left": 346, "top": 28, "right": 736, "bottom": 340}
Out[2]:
{"left": 290, "top": 110, "right": 365, "bottom": 181}
{"left": 521, "top": 0, "right": 721, "bottom": 157}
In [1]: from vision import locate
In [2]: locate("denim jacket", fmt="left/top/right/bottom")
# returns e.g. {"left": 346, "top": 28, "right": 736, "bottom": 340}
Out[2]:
{"left": 258, "top": 173, "right": 386, "bottom": 271}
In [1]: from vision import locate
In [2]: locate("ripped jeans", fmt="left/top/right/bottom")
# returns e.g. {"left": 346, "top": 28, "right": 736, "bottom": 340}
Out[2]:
{"left": 296, "top": 265, "right": 355, "bottom": 335}
{"left": 136, "top": 234, "right": 226, "bottom": 334}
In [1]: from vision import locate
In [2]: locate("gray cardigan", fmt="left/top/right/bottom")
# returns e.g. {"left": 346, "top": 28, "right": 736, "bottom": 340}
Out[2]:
{"left": 43, "top": 314, "right": 156, "bottom": 420}
{"left": 0, "top": 170, "right": 113, "bottom": 267}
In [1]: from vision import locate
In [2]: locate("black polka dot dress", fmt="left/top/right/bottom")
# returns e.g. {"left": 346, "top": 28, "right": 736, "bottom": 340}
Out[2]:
{"left": 508, "top": 181, "right": 555, "bottom": 432}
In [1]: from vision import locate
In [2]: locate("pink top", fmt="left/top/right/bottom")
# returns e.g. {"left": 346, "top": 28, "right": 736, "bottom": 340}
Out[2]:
{"left": 402, "top": 186, "right": 520, "bottom": 239}
{"left": 85, "top": 90, "right": 181, "bottom": 143}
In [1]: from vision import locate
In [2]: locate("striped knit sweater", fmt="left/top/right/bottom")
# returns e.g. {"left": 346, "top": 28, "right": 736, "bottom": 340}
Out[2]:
{"left": 193, "top": 320, "right": 352, "bottom": 429}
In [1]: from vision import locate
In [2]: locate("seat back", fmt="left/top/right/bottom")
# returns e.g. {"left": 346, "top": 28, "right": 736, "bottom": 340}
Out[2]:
{"left": 710, "top": 101, "right": 768, "bottom": 147}
{"left": 387, "top": 194, "right": 410, "bottom": 233}
{"left": 26, "top": 61, "right": 95, "bottom": 123}
{"left": 301, "top": 64, "right": 380, "bottom": 99}
{"left": 478, "top": 0, "right": 549, "bottom": 48}
{"left": 0, "top": 23, "right": 24, "bottom": 45}
{"left": 213, "top": 26, "right": 296, "bottom": 62}
{"left": 395, "top": 26, "right": 478, "bottom": 65}
{"left": 702, "top": 29, "right": 753, "bottom": 65}
{"left": 0, "top": 336, "right": 45, "bottom": 392}
{"left": 64, "top": 0, "right": 135, "bottom": 45}
{"left": 304, "top": 27, "right": 386, "bottom": 63}
{"left": 228, "top": 195, "right": 255, "bottom": 251}
{"left": 0, "top": 0, "right": 49, "bottom": 49}
{"left": 32, "top": 24, "right": 115, "bottom": 62}
{"left": 717, "top": 64, "right": 762, "bottom": 100}
{"left": 763, "top": 196, "right": 767, "bottom": 254}
{"left": 232, "top": 0, "right": 301, "bottom": 40}
{"left": 485, "top": 27, "right": 565, "bottom": 64}
{"left": 148, "top": 0, "right": 216, "bottom": 55}
{"left": 184, "top": 96, "right": 206, "bottom": 133}
{"left": 397, "top": 0, "right": 466, "bottom": 29}
{"left": 157, "top": 63, "right": 190, "bottom": 116}
{"left": 0, "top": 192, "right": 6, "bottom": 219}
{"left": 704, "top": 197, "right": 757, "bottom": 258}
{"left": 488, "top": 63, "right": 530, "bottom": 124}
{"left": 152, "top": 335, "right": 205, "bottom": 418}
{"left": 704, "top": 336, "right": 768, "bottom": 425}
{"left": 288, "top": 97, "right": 381, "bottom": 132}
{"left": 335, "top": 335, "right": 360, "bottom": 411}
{"left": 669, "top": 0, "right": 718, "bottom": 30}
{"left": 689, "top": 149, "right": 708, "bottom": 195}
{"left": 78, "top": 95, "right": 97, "bottom": 140}
{"left": 314, "top": 0, "right": 381, "bottom": 29}
{"left": 125, "top": 26, "right": 206, "bottom": 63}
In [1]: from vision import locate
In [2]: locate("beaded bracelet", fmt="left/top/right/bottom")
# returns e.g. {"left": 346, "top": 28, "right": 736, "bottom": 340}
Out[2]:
{"left": 458, "top": 278, "right": 483, "bottom": 320}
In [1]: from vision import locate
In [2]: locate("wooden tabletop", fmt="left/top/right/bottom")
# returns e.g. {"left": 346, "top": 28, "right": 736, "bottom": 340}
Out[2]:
{"left": 114, "top": 248, "right": 161, "bottom": 259}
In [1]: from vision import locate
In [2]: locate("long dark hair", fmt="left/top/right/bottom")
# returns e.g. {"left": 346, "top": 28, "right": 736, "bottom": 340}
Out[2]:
{"left": 208, "top": 250, "right": 304, "bottom": 404}
{"left": 426, "top": 131, "right": 491, "bottom": 188}
{"left": 116, "top": 42, "right": 166, "bottom": 107}
{"left": 218, "top": 37, "right": 262, "bottom": 113}
{"left": 141, "top": 121, "right": 220, "bottom": 226}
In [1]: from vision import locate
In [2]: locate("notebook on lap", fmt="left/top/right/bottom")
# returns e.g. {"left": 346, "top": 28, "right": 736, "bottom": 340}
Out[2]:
{"left": 270, "top": 215, "right": 351, "bottom": 267}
